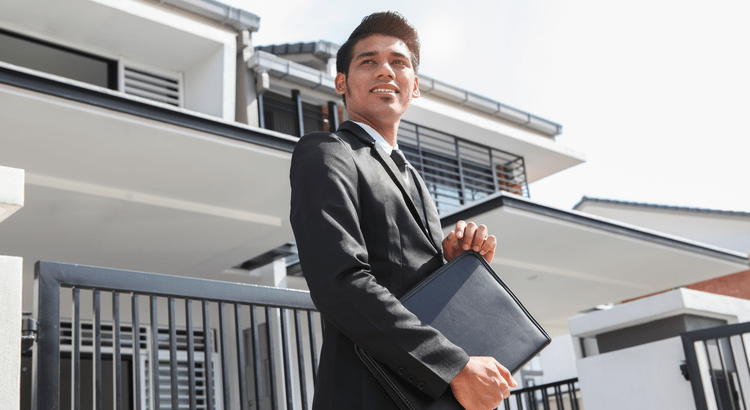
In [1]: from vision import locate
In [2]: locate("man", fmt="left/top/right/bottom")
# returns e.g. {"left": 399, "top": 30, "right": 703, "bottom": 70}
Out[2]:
{"left": 289, "top": 11, "right": 516, "bottom": 410}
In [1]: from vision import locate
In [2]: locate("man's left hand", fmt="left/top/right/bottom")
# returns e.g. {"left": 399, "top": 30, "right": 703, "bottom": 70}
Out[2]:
{"left": 442, "top": 220, "right": 496, "bottom": 264}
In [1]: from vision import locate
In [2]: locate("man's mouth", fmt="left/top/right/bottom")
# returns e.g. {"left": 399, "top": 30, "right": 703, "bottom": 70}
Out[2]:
{"left": 370, "top": 88, "right": 399, "bottom": 94}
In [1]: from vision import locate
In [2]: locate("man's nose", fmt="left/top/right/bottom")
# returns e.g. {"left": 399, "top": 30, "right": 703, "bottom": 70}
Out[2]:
{"left": 376, "top": 61, "right": 395, "bottom": 79}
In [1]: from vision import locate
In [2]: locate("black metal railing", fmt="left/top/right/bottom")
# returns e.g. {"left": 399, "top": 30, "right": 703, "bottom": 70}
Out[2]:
{"left": 682, "top": 321, "right": 750, "bottom": 410}
{"left": 504, "top": 378, "right": 581, "bottom": 410}
{"left": 29, "top": 260, "right": 576, "bottom": 410}
{"left": 30, "top": 261, "right": 322, "bottom": 410}
{"left": 398, "top": 120, "right": 530, "bottom": 214}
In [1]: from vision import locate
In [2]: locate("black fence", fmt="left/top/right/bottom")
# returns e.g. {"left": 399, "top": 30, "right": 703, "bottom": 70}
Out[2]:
{"left": 682, "top": 321, "right": 750, "bottom": 410}
{"left": 29, "top": 260, "right": 576, "bottom": 410}
{"left": 30, "top": 261, "right": 322, "bottom": 410}
{"left": 504, "top": 378, "right": 581, "bottom": 410}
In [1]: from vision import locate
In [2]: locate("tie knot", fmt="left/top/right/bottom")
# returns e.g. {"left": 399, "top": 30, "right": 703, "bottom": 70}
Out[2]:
{"left": 391, "top": 149, "right": 409, "bottom": 171}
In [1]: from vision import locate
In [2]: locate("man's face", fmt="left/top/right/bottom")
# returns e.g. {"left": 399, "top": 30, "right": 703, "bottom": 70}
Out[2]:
{"left": 335, "top": 34, "right": 419, "bottom": 126}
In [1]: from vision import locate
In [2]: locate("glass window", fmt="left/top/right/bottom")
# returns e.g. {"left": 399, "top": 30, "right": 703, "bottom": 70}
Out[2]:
{"left": 0, "top": 30, "right": 116, "bottom": 89}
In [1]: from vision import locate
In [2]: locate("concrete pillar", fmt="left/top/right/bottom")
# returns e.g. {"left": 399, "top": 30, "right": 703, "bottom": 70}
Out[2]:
{"left": 0, "top": 165, "right": 24, "bottom": 410}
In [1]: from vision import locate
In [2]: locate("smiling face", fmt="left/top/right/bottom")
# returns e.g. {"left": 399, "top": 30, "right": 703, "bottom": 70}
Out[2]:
{"left": 335, "top": 34, "right": 420, "bottom": 133}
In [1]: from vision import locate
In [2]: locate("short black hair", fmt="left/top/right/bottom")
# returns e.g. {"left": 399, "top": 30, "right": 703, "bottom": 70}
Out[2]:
{"left": 336, "top": 11, "right": 420, "bottom": 76}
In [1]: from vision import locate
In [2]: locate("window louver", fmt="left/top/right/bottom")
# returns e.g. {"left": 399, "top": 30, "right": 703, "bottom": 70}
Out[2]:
{"left": 123, "top": 66, "right": 182, "bottom": 107}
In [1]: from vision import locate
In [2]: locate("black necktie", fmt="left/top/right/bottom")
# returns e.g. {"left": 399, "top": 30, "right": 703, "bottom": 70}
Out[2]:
{"left": 391, "top": 149, "right": 428, "bottom": 229}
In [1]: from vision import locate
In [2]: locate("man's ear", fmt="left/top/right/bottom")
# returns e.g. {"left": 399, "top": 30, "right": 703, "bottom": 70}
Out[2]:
{"left": 335, "top": 72, "right": 347, "bottom": 95}
{"left": 412, "top": 76, "right": 420, "bottom": 98}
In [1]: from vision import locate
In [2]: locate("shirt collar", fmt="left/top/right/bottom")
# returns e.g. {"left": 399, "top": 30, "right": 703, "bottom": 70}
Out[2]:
{"left": 351, "top": 121, "right": 398, "bottom": 155}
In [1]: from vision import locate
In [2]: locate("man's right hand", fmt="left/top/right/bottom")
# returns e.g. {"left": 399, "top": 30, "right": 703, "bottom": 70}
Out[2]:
{"left": 450, "top": 356, "right": 517, "bottom": 410}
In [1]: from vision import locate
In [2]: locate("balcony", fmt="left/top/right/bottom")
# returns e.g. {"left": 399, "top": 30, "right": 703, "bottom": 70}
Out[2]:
{"left": 257, "top": 91, "right": 531, "bottom": 214}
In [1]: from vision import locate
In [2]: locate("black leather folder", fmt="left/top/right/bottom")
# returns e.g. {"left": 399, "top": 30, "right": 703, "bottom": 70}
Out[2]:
{"left": 356, "top": 250, "right": 551, "bottom": 410}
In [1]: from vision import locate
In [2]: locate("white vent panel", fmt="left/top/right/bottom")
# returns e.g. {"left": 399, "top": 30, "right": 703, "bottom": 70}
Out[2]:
{"left": 121, "top": 64, "right": 183, "bottom": 107}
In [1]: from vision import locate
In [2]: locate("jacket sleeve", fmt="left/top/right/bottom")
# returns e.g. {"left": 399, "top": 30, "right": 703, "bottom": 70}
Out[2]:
{"left": 289, "top": 132, "right": 469, "bottom": 399}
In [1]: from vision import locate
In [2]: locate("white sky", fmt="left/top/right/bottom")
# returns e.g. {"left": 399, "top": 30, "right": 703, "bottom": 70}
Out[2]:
{"left": 227, "top": 0, "right": 750, "bottom": 212}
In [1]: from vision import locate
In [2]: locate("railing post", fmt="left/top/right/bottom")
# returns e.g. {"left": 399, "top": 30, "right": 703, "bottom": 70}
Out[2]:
{"left": 682, "top": 334, "right": 712, "bottom": 410}
{"left": 292, "top": 90, "right": 304, "bottom": 137}
{"left": 257, "top": 93, "right": 265, "bottom": 129}
{"left": 327, "top": 101, "right": 338, "bottom": 132}
{"left": 32, "top": 261, "right": 63, "bottom": 410}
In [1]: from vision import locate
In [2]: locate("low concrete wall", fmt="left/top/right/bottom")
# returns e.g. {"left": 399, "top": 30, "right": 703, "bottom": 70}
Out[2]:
{"left": 577, "top": 336, "right": 695, "bottom": 410}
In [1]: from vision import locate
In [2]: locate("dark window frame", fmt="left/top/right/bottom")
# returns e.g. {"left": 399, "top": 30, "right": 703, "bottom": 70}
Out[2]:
{"left": 0, "top": 27, "right": 118, "bottom": 90}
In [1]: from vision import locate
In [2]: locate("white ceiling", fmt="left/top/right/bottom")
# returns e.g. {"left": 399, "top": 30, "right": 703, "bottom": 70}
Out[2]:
{"left": 0, "top": 83, "right": 296, "bottom": 310}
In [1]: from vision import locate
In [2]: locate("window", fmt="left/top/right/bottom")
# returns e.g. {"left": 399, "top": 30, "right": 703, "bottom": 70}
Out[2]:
{"left": 260, "top": 91, "right": 337, "bottom": 136}
{"left": 398, "top": 121, "right": 529, "bottom": 214}
{"left": 0, "top": 29, "right": 117, "bottom": 89}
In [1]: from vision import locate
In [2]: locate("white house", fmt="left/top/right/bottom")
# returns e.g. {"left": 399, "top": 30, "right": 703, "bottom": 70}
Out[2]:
{"left": 1, "top": 0, "right": 747, "bottom": 408}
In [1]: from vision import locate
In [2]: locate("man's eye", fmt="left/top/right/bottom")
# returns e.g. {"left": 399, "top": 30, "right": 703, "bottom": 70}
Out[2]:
{"left": 393, "top": 60, "right": 406, "bottom": 65}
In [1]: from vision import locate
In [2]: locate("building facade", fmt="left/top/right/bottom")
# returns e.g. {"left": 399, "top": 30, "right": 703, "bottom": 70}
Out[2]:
{"left": 1, "top": 1, "right": 747, "bottom": 408}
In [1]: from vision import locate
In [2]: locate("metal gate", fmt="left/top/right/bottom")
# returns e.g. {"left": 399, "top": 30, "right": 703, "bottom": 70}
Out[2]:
{"left": 29, "top": 260, "right": 577, "bottom": 410}
{"left": 682, "top": 321, "right": 750, "bottom": 410}
{"left": 30, "top": 261, "right": 322, "bottom": 410}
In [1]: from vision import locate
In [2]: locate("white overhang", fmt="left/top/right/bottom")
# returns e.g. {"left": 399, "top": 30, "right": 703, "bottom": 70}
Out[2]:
{"left": 247, "top": 51, "right": 586, "bottom": 182}
{"left": 0, "top": 165, "right": 24, "bottom": 223}
{"left": 0, "top": 0, "right": 236, "bottom": 74}
{"left": 0, "top": 64, "right": 297, "bottom": 291}
{"left": 440, "top": 192, "right": 749, "bottom": 337}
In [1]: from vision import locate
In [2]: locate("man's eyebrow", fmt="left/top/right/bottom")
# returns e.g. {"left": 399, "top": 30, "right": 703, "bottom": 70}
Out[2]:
{"left": 354, "top": 50, "right": 410, "bottom": 61}
{"left": 355, "top": 51, "right": 378, "bottom": 60}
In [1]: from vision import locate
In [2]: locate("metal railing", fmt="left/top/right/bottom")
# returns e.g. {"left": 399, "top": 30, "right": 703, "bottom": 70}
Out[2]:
{"left": 504, "top": 378, "right": 581, "bottom": 410}
{"left": 398, "top": 120, "right": 530, "bottom": 214}
{"left": 682, "top": 321, "right": 750, "bottom": 410}
{"left": 31, "top": 261, "right": 322, "bottom": 410}
{"left": 30, "top": 260, "right": 576, "bottom": 410}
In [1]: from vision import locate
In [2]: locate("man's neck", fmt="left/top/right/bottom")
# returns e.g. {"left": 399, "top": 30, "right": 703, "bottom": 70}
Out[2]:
{"left": 348, "top": 114, "right": 400, "bottom": 146}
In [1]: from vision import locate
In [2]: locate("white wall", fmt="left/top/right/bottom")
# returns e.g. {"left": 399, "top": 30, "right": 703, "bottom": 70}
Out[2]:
{"left": 570, "top": 288, "right": 750, "bottom": 409}
{"left": 537, "top": 334, "right": 579, "bottom": 384}
{"left": 184, "top": 43, "right": 236, "bottom": 120}
{"left": 576, "top": 337, "right": 695, "bottom": 410}
{"left": 0, "top": 165, "right": 24, "bottom": 410}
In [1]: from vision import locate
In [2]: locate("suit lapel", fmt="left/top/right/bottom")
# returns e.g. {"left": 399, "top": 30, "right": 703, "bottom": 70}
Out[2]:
{"left": 413, "top": 172, "right": 444, "bottom": 254}
{"left": 337, "top": 122, "right": 440, "bottom": 253}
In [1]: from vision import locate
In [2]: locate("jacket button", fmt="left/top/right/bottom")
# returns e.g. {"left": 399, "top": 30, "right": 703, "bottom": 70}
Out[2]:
{"left": 417, "top": 382, "right": 425, "bottom": 390}
{"left": 398, "top": 367, "right": 407, "bottom": 376}
{"left": 407, "top": 374, "right": 416, "bottom": 383}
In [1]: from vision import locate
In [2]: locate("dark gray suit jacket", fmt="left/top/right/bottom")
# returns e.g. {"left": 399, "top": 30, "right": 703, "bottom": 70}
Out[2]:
{"left": 290, "top": 121, "right": 469, "bottom": 409}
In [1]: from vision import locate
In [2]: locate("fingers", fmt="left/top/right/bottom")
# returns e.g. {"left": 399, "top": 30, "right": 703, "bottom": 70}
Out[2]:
{"left": 455, "top": 221, "right": 494, "bottom": 252}
{"left": 447, "top": 221, "right": 497, "bottom": 263}
{"left": 442, "top": 231, "right": 459, "bottom": 261}
{"left": 452, "top": 357, "right": 514, "bottom": 409}
{"left": 494, "top": 361, "right": 517, "bottom": 389}
{"left": 454, "top": 220, "right": 467, "bottom": 240}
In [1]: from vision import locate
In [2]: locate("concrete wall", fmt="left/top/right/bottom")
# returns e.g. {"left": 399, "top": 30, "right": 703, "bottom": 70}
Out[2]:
{"left": 570, "top": 288, "right": 750, "bottom": 410}
{"left": 576, "top": 336, "right": 695, "bottom": 410}
{"left": 537, "top": 334, "right": 579, "bottom": 384}
{"left": 0, "top": 165, "right": 24, "bottom": 410}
